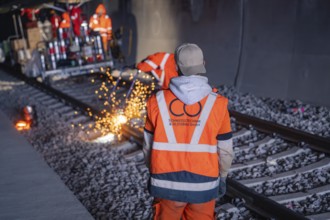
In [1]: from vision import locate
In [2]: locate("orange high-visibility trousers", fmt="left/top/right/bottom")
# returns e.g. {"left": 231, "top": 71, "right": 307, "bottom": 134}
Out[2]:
{"left": 153, "top": 199, "right": 215, "bottom": 220}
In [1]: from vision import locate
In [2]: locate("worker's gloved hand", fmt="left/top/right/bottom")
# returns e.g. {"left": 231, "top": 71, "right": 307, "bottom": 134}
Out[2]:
{"left": 218, "top": 177, "right": 227, "bottom": 198}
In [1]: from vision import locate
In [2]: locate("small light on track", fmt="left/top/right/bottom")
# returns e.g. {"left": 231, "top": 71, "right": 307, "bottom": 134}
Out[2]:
{"left": 15, "top": 120, "right": 30, "bottom": 131}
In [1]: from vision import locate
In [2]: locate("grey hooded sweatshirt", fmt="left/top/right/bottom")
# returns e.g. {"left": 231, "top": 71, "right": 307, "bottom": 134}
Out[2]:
{"left": 169, "top": 75, "right": 212, "bottom": 105}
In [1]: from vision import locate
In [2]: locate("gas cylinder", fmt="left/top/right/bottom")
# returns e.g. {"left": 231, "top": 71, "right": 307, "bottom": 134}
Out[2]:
{"left": 47, "top": 41, "right": 56, "bottom": 70}
{"left": 94, "top": 35, "right": 104, "bottom": 61}
{"left": 59, "top": 39, "right": 67, "bottom": 60}
{"left": 53, "top": 40, "right": 60, "bottom": 61}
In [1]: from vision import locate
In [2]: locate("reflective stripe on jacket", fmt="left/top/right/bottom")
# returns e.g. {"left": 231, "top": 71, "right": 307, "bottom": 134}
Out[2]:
{"left": 149, "top": 90, "right": 229, "bottom": 203}
{"left": 89, "top": 15, "right": 112, "bottom": 36}
{"left": 89, "top": 4, "right": 112, "bottom": 40}
{"left": 137, "top": 52, "right": 178, "bottom": 89}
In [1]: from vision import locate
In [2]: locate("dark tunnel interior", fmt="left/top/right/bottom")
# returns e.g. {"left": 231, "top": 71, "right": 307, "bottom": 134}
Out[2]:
{"left": 0, "top": 0, "right": 329, "bottom": 107}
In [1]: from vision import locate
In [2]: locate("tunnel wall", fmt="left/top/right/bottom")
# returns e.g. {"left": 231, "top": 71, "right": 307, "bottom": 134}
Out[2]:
{"left": 130, "top": 0, "right": 330, "bottom": 107}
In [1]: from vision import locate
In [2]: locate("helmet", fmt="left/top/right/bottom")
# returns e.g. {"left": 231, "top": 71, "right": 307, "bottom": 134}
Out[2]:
{"left": 62, "top": 12, "right": 70, "bottom": 21}
{"left": 96, "top": 4, "right": 106, "bottom": 15}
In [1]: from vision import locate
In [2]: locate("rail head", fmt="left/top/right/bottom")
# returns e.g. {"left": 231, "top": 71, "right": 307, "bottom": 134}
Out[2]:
{"left": 230, "top": 110, "right": 330, "bottom": 154}
{"left": 227, "top": 179, "right": 308, "bottom": 220}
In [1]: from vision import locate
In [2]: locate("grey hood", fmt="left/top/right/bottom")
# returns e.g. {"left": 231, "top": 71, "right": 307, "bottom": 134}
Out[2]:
{"left": 169, "top": 75, "right": 212, "bottom": 105}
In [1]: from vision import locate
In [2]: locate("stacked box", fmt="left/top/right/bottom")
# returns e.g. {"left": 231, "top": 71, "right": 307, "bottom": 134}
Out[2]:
{"left": 16, "top": 49, "right": 31, "bottom": 64}
{"left": 11, "top": 39, "right": 27, "bottom": 51}
{"left": 27, "top": 27, "right": 42, "bottom": 50}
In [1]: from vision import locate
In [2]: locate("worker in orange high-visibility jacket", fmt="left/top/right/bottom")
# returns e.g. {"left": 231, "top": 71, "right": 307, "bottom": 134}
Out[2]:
{"left": 59, "top": 12, "right": 71, "bottom": 40}
{"left": 137, "top": 52, "right": 178, "bottom": 89}
{"left": 59, "top": 12, "right": 71, "bottom": 29}
{"left": 143, "top": 43, "right": 234, "bottom": 219}
{"left": 89, "top": 4, "right": 112, "bottom": 52}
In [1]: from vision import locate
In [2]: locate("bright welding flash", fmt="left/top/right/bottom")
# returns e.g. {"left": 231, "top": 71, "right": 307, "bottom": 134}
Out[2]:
{"left": 116, "top": 114, "right": 128, "bottom": 124}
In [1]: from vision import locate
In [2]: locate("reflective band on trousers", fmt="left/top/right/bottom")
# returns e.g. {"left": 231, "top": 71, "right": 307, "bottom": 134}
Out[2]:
{"left": 153, "top": 142, "right": 217, "bottom": 153}
{"left": 151, "top": 177, "right": 219, "bottom": 191}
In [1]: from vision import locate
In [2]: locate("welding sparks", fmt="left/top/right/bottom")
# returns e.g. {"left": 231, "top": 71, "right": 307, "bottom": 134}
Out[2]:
{"left": 115, "top": 114, "right": 128, "bottom": 124}
{"left": 78, "top": 68, "right": 156, "bottom": 136}
{"left": 124, "top": 80, "right": 152, "bottom": 120}
{"left": 94, "top": 112, "right": 126, "bottom": 135}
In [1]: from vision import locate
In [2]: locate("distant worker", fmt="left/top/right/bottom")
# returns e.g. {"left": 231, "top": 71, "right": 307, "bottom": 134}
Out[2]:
{"left": 59, "top": 12, "right": 71, "bottom": 39}
{"left": 143, "top": 43, "right": 234, "bottom": 219}
{"left": 20, "top": 8, "right": 40, "bottom": 21}
{"left": 59, "top": 12, "right": 71, "bottom": 29}
{"left": 89, "top": 4, "right": 112, "bottom": 52}
{"left": 50, "top": 10, "right": 61, "bottom": 38}
{"left": 22, "top": 105, "right": 37, "bottom": 127}
{"left": 137, "top": 52, "right": 178, "bottom": 89}
{"left": 70, "top": 5, "right": 83, "bottom": 36}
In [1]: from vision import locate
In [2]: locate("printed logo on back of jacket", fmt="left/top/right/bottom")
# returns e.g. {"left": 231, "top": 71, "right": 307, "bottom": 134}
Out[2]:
{"left": 168, "top": 98, "right": 202, "bottom": 127}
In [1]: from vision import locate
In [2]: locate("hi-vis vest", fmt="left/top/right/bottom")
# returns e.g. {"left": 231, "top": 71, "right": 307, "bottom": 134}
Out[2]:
{"left": 149, "top": 90, "right": 228, "bottom": 203}
{"left": 137, "top": 53, "right": 178, "bottom": 89}
{"left": 89, "top": 14, "right": 112, "bottom": 38}
{"left": 89, "top": 4, "right": 112, "bottom": 40}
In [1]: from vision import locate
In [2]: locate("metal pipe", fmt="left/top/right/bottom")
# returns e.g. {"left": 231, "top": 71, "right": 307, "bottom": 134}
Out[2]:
{"left": 125, "top": 69, "right": 139, "bottom": 100}
{"left": 17, "top": 14, "right": 28, "bottom": 52}
{"left": 111, "top": 71, "right": 124, "bottom": 93}
{"left": 12, "top": 14, "right": 19, "bottom": 37}
{"left": 109, "top": 68, "right": 125, "bottom": 104}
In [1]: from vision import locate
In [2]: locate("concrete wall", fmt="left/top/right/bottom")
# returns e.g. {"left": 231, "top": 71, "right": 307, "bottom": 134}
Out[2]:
{"left": 127, "top": 0, "right": 330, "bottom": 107}
{"left": 1, "top": 0, "right": 328, "bottom": 106}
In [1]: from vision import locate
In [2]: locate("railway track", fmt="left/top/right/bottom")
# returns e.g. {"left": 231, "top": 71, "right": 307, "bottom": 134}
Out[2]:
{"left": 229, "top": 128, "right": 330, "bottom": 219}
{"left": 2, "top": 65, "right": 329, "bottom": 219}
{"left": 47, "top": 71, "right": 330, "bottom": 219}
{"left": 0, "top": 67, "right": 267, "bottom": 219}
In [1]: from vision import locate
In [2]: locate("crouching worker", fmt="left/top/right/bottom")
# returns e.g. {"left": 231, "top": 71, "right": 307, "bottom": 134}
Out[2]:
{"left": 143, "top": 43, "right": 234, "bottom": 219}
{"left": 137, "top": 52, "right": 178, "bottom": 89}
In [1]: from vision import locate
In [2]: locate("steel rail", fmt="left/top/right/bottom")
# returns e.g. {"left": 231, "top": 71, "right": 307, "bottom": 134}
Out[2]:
{"left": 227, "top": 178, "right": 307, "bottom": 220}
{"left": 230, "top": 110, "right": 330, "bottom": 154}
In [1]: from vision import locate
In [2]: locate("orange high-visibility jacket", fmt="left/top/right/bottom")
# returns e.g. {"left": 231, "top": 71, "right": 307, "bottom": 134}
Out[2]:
{"left": 59, "top": 12, "right": 71, "bottom": 29}
{"left": 137, "top": 52, "right": 178, "bottom": 89}
{"left": 145, "top": 89, "right": 231, "bottom": 203}
{"left": 89, "top": 4, "right": 112, "bottom": 40}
